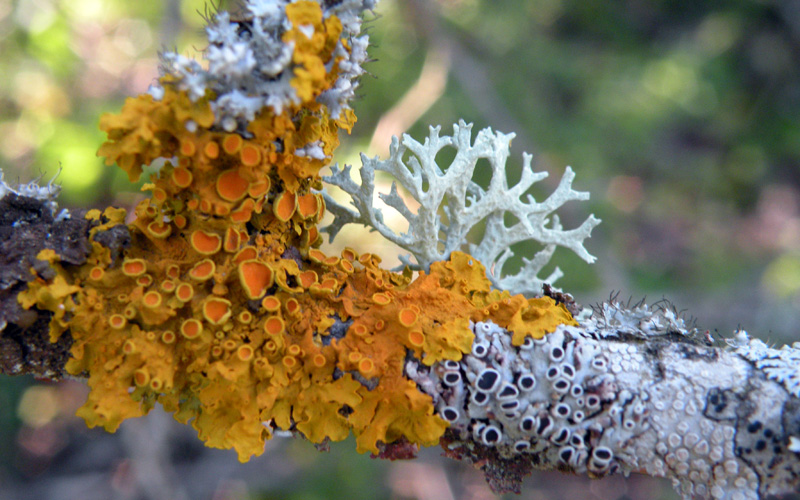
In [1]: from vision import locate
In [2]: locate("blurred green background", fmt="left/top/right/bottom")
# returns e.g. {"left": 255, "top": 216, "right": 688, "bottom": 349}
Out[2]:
{"left": 2, "top": 0, "right": 800, "bottom": 499}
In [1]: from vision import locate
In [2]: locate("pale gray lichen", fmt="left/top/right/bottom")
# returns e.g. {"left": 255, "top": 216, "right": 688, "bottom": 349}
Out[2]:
{"left": 322, "top": 120, "right": 601, "bottom": 295}
{"left": 151, "top": 0, "right": 376, "bottom": 132}
{"left": 0, "top": 168, "right": 66, "bottom": 219}
{"left": 732, "top": 330, "right": 800, "bottom": 398}
{"left": 588, "top": 299, "right": 696, "bottom": 339}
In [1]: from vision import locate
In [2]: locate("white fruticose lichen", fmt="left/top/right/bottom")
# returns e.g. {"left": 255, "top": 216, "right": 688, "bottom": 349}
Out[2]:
{"left": 322, "top": 120, "right": 601, "bottom": 295}
{"left": 0, "top": 168, "right": 66, "bottom": 219}
{"left": 151, "top": 0, "right": 376, "bottom": 131}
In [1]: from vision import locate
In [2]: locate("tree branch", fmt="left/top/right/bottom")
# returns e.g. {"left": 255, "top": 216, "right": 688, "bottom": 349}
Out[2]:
{"left": 1, "top": 2, "right": 799, "bottom": 500}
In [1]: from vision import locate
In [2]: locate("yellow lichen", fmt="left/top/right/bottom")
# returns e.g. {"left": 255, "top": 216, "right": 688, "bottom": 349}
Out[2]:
{"left": 17, "top": 2, "right": 580, "bottom": 465}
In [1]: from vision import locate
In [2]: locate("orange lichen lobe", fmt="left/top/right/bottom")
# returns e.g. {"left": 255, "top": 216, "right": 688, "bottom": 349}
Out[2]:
{"left": 297, "top": 270, "right": 318, "bottom": 288}
{"left": 398, "top": 308, "right": 418, "bottom": 327}
{"left": 175, "top": 283, "right": 194, "bottom": 302}
{"left": 180, "top": 318, "right": 203, "bottom": 339}
{"left": 147, "top": 221, "right": 172, "bottom": 239}
{"left": 237, "top": 345, "right": 254, "bottom": 361}
{"left": 109, "top": 314, "right": 126, "bottom": 329}
{"left": 216, "top": 169, "right": 250, "bottom": 202}
{"left": 191, "top": 230, "right": 222, "bottom": 255}
{"left": 134, "top": 369, "right": 150, "bottom": 387}
{"left": 180, "top": 139, "right": 196, "bottom": 157}
{"left": 358, "top": 358, "right": 374, "bottom": 375}
{"left": 203, "top": 297, "right": 232, "bottom": 325}
{"left": 264, "top": 316, "right": 285, "bottom": 336}
{"left": 238, "top": 260, "right": 274, "bottom": 299}
{"left": 372, "top": 292, "right": 391, "bottom": 305}
{"left": 408, "top": 330, "right": 425, "bottom": 347}
{"left": 189, "top": 259, "right": 216, "bottom": 281}
{"left": 261, "top": 295, "right": 281, "bottom": 312}
{"left": 142, "top": 291, "right": 162, "bottom": 308}
{"left": 171, "top": 167, "right": 193, "bottom": 188}
{"left": 222, "top": 134, "right": 242, "bottom": 155}
{"left": 296, "top": 193, "right": 319, "bottom": 219}
{"left": 204, "top": 140, "right": 219, "bottom": 159}
{"left": 273, "top": 192, "right": 297, "bottom": 222}
{"left": 122, "top": 258, "right": 147, "bottom": 277}
{"left": 240, "top": 144, "right": 261, "bottom": 166}
{"left": 89, "top": 267, "right": 105, "bottom": 281}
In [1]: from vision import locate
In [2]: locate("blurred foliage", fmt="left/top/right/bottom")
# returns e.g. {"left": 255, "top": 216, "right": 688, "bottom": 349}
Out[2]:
{"left": 2, "top": 0, "right": 800, "bottom": 498}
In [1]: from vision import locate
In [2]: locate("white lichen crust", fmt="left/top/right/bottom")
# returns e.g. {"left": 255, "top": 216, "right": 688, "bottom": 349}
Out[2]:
{"left": 323, "top": 121, "right": 600, "bottom": 295}
{"left": 407, "top": 304, "right": 800, "bottom": 499}
{"left": 152, "top": 0, "right": 376, "bottom": 131}
{"left": 733, "top": 331, "right": 800, "bottom": 398}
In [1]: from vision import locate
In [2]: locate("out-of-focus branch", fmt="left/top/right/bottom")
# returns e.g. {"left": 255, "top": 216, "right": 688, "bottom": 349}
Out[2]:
{"left": 368, "top": 45, "right": 451, "bottom": 156}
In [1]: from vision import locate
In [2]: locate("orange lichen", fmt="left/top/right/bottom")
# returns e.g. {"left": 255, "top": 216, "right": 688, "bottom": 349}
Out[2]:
{"left": 297, "top": 270, "right": 318, "bottom": 288}
{"left": 261, "top": 295, "right": 281, "bottom": 312}
{"left": 398, "top": 308, "right": 418, "bottom": 327}
{"left": 216, "top": 169, "right": 250, "bottom": 202}
{"left": 264, "top": 316, "right": 285, "bottom": 336}
{"left": 166, "top": 265, "right": 180, "bottom": 280}
{"left": 204, "top": 141, "right": 219, "bottom": 159}
{"left": 273, "top": 192, "right": 297, "bottom": 222}
{"left": 372, "top": 292, "right": 391, "bottom": 305}
{"left": 240, "top": 144, "right": 261, "bottom": 167}
{"left": 189, "top": 259, "right": 216, "bottom": 281}
{"left": 143, "top": 291, "right": 162, "bottom": 308}
{"left": 222, "top": 134, "right": 242, "bottom": 155}
{"left": 180, "top": 318, "right": 203, "bottom": 339}
{"left": 248, "top": 179, "right": 270, "bottom": 198}
{"left": 175, "top": 283, "right": 194, "bottom": 302}
{"left": 296, "top": 193, "right": 319, "bottom": 219}
{"left": 191, "top": 230, "right": 222, "bottom": 255}
{"left": 20, "top": 1, "right": 581, "bottom": 466}
{"left": 203, "top": 298, "right": 232, "bottom": 325}
{"left": 89, "top": 267, "right": 105, "bottom": 281}
{"left": 122, "top": 258, "right": 147, "bottom": 277}
{"left": 109, "top": 314, "right": 126, "bottom": 329}
{"left": 237, "top": 345, "right": 254, "bottom": 361}
{"left": 238, "top": 260, "right": 273, "bottom": 299}
{"left": 408, "top": 330, "right": 425, "bottom": 347}
{"left": 180, "top": 139, "right": 197, "bottom": 157}
{"left": 223, "top": 226, "right": 240, "bottom": 253}
{"left": 147, "top": 221, "right": 172, "bottom": 239}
